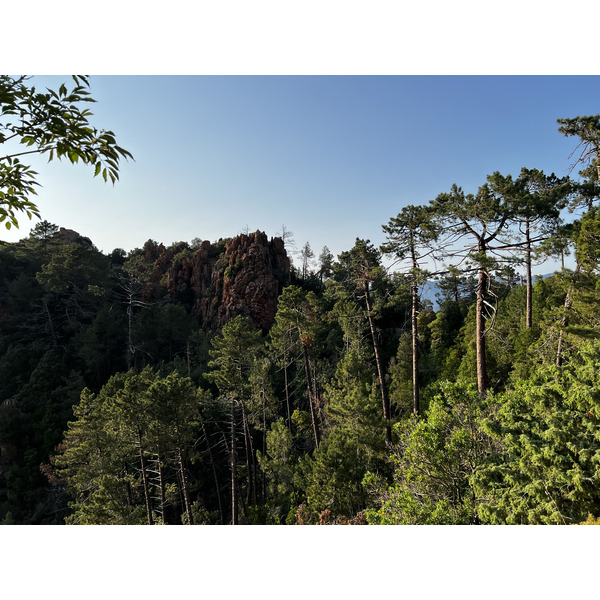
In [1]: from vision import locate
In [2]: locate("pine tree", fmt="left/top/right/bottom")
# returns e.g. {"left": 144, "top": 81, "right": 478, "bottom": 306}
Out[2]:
{"left": 317, "top": 246, "right": 334, "bottom": 283}
{"left": 558, "top": 114, "right": 600, "bottom": 181}
{"left": 434, "top": 180, "right": 514, "bottom": 396}
{"left": 299, "top": 242, "right": 315, "bottom": 281}
{"left": 382, "top": 204, "right": 440, "bottom": 415}
{"left": 205, "top": 316, "right": 265, "bottom": 524}
{"left": 334, "top": 239, "right": 393, "bottom": 443}
{"left": 500, "top": 168, "right": 570, "bottom": 329}
{"left": 474, "top": 340, "right": 600, "bottom": 524}
{"left": 56, "top": 368, "right": 203, "bottom": 524}
{"left": 365, "top": 381, "right": 498, "bottom": 524}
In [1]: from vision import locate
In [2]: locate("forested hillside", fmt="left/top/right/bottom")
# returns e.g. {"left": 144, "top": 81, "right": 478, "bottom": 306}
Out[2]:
{"left": 2, "top": 113, "right": 600, "bottom": 525}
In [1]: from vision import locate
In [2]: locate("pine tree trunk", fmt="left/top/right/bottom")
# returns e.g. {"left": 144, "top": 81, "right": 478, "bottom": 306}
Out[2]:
{"left": 201, "top": 421, "right": 223, "bottom": 524}
{"left": 261, "top": 389, "right": 267, "bottom": 502}
{"left": 124, "top": 463, "right": 134, "bottom": 506}
{"left": 284, "top": 358, "right": 291, "bottom": 428}
{"left": 241, "top": 406, "right": 255, "bottom": 508}
{"left": 556, "top": 265, "right": 580, "bottom": 367}
{"left": 410, "top": 248, "right": 420, "bottom": 416}
{"left": 157, "top": 453, "right": 167, "bottom": 524}
{"left": 230, "top": 397, "right": 238, "bottom": 525}
{"left": 313, "top": 363, "right": 323, "bottom": 423}
{"left": 556, "top": 301, "right": 570, "bottom": 367}
{"left": 137, "top": 430, "right": 154, "bottom": 525}
{"left": 302, "top": 344, "right": 320, "bottom": 449}
{"left": 186, "top": 340, "right": 191, "bottom": 378}
{"left": 476, "top": 267, "right": 489, "bottom": 397}
{"left": 526, "top": 219, "right": 533, "bottom": 329}
{"left": 364, "top": 284, "right": 392, "bottom": 443}
{"left": 411, "top": 279, "right": 420, "bottom": 416}
{"left": 42, "top": 299, "right": 58, "bottom": 348}
{"left": 127, "top": 297, "right": 134, "bottom": 370}
{"left": 177, "top": 443, "right": 194, "bottom": 525}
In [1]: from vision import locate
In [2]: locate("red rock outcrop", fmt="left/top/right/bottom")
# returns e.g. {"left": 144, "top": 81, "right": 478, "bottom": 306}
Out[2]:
{"left": 158, "top": 231, "right": 289, "bottom": 331}
{"left": 58, "top": 227, "right": 93, "bottom": 246}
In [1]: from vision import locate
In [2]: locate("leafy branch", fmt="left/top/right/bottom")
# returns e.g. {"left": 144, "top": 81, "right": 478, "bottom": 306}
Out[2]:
{"left": 0, "top": 75, "right": 133, "bottom": 230}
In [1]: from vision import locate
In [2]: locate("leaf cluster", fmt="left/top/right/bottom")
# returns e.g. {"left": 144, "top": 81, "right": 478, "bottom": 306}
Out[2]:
{"left": 0, "top": 75, "right": 133, "bottom": 230}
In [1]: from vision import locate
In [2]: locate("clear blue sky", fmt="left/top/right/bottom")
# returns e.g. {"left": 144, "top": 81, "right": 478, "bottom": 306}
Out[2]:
{"left": 3, "top": 75, "right": 600, "bottom": 272}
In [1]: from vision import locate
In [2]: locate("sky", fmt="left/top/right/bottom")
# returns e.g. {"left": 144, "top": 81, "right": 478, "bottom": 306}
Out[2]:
{"left": 2, "top": 74, "right": 600, "bottom": 274}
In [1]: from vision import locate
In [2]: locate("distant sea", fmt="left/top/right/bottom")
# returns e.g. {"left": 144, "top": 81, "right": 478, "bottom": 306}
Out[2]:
{"left": 420, "top": 273, "right": 554, "bottom": 311}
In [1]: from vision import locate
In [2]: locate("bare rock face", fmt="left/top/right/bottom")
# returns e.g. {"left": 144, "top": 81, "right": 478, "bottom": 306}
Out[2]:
{"left": 58, "top": 227, "right": 93, "bottom": 246}
{"left": 217, "top": 232, "right": 289, "bottom": 329}
{"left": 161, "top": 231, "right": 290, "bottom": 331}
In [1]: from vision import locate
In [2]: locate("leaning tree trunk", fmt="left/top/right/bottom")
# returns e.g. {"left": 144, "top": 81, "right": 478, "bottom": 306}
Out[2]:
{"left": 302, "top": 343, "right": 320, "bottom": 449}
{"left": 364, "top": 283, "right": 392, "bottom": 443}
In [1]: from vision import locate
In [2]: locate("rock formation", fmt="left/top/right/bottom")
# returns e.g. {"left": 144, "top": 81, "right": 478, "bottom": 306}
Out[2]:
{"left": 58, "top": 227, "right": 93, "bottom": 246}
{"left": 150, "top": 231, "right": 290, "bottom": 331}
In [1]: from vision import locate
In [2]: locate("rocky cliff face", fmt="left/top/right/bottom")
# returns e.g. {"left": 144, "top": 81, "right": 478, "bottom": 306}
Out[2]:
{"left": 153, "top": 231, "right": 290, "bottom": 331}
{"left": 58, "top": 227, "right": 93, "bottom": 246}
